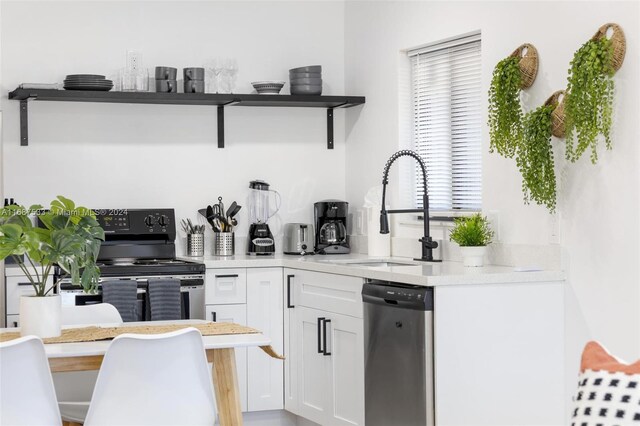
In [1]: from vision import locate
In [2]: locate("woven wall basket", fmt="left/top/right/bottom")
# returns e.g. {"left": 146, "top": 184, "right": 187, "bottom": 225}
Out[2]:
{"left": 544, "top": 90, "right": 566, "bottom": 139}
{"left": 509, "top": 43, "right": 539, "bottom": 89}
{"left": 591, "top": 23, "right": 626, "bottom": 72}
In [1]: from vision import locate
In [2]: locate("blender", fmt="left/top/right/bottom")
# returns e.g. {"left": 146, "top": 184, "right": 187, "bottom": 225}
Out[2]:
{"left": 247, "top": 180, "right": 281, "bottom": 255}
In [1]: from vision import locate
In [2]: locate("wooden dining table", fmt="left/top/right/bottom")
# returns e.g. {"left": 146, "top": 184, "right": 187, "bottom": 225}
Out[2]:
{"left": 1, "top": 320, "right": 271, "bottom": 426}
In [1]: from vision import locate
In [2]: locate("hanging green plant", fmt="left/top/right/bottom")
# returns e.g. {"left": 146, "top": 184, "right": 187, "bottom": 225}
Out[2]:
{"left": 488, "top": 44, "right": 538, "bottom": 158}
{"left": 488, "top": 56, "right": 523, "bottom": 158}
{"left": 564, "top": 24, "right": 624, "bottom": 164}
{"left": 516, "top": 94, "right": 560, "bottom": 213}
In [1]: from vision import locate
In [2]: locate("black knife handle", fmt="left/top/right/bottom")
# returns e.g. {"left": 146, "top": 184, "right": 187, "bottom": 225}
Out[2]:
{"left": 317, "top": 317, "right": 325, "bottom": 354}
{"left": 287, "top": 274, "right": 295, "bottom": 308}
{"left": 323, "top": 318, "right": 332, "bottom": 356}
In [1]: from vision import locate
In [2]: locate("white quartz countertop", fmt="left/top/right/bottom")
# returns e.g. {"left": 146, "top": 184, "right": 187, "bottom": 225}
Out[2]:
{"left": 179, "top": 253, "right": 565, "bottom": 286}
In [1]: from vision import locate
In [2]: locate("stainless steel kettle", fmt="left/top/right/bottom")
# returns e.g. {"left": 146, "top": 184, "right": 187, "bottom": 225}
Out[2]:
{"left": 283, "top": 223, "right": 314, "bottom": 255}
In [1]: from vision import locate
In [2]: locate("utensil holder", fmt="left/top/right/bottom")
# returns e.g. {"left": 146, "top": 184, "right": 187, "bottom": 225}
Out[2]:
{"left": 214, "top": 232, "right": 235, "bottom": 256}
{"left": 186, "top": 233, "right": 204, "bottom": 257}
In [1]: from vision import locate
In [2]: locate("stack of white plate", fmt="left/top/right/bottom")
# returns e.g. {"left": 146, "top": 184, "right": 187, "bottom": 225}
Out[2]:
{"left": 289, "top": 66, "right": 322, "bottom": 95}
{"left": 64, "top": 74, "right": 113, "bottom": 91}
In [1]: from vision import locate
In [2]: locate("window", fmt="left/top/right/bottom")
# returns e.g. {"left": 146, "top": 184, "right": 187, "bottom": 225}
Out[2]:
{"left": 409, "top": 31, "right": 482, "bottom": 212}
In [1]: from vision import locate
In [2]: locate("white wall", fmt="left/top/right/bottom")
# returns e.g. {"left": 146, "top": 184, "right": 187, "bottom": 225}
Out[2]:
{"left": 344, "top": 0, "right": 640, "bottom": 407}
{"left": 0, "top": 0, "right": 346, "bottom": 254}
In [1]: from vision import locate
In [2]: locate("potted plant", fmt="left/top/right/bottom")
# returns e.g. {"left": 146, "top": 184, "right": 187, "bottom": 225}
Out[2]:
{"left": 449, "top": 214, "right": 494, "bottom": 267}
{"left": 565, "top": 35, "right": 615, "bottom": 163}
{"left": 515, "top": 101, "right": 558, "bottom": 213}
{"left": 488, "top": 55, "right": 523, "bottom": 158}
{"left": 0, "top": 196, "right": 104, "bottom": 337}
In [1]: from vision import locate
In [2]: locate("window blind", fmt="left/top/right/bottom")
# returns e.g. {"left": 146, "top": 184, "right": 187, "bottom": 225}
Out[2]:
{"left": 409, "top": 32, "right": 482, "bottom": 212}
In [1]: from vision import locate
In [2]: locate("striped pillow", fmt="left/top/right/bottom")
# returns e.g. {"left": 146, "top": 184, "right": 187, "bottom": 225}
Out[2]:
{"left": 572, "top": 341, "right": 640, "bottom": 426}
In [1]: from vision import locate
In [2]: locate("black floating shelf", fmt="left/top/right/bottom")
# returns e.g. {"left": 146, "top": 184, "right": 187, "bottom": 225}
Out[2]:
{"left": 8, "top": 88, "right": 365, "bottom": 148}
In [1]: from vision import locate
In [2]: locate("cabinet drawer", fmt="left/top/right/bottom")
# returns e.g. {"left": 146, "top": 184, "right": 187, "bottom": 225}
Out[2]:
{"left": 288, "top": 269, "right": 364, "bottom": 318}
{"left": 6, "top": 276, "right": 38, "bottom": 315}
{"left": 6, "top": 314, "right": 20, "bottom": 328}
{"left": 205, "top": 269, "right": 247, "bottom": 305}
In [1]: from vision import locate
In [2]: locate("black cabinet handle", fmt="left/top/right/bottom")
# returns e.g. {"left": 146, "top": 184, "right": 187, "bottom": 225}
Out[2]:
{"left": 17, "top": 282, "right": 31, "bottom": 286}
{"left": 12, "top": 322, "right": 18, "bottom": 328}
{"left": 323, "top": 318, "right": 332, "bottom": 356}
{"left": 317, "top": 317, "right": 325, "bottom": 354}
{"left": 287, "top": 275, "right": 295, "bottom": 308}
{"left": 211, "top": 311, "right": 217, "bottom": 322}
{"left": 214, "top": 274, "right": 239, "bottom": 278}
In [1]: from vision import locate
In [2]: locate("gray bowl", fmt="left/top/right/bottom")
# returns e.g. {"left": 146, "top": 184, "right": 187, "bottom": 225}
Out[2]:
{"left": 289, "top": 71, "right": 322, "bottom": 79}
{"left": 289, "top": 65, "right": 322, "bottom": 73}
{"left": 290, "top": 77, "right": 322, "bottom": 85}
{"left": 290, "top": 84, "right": 322, "bottom": 95}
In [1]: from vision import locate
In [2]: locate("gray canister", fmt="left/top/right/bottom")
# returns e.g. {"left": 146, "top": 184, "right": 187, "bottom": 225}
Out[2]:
{"left": 186, "top": 233, "right": 204, "bottom": 257}
{"left": 214, "top": 232, "right": 235, "bottom": 256}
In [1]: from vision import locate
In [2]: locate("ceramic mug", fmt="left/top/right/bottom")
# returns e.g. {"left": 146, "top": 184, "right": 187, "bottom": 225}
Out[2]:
{"left": 183, "top": 67, "right": 205, "bottom": 81}
{"left": 184, "top": 80, "right": 205, "bottom": 93}
{"left": 155, "top": 66, "right": 177, "bottom": 80}
{"left": 156, "top": 79, "right": 177, "bottom": 93}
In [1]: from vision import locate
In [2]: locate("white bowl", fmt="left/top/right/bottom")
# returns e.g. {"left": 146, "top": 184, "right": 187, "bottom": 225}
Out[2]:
{"left": 251, "top": 81, "right": 285, "bottom": 94}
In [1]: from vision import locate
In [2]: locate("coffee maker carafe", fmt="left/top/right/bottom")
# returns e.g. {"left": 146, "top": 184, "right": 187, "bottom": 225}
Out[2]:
{"left": 247, "top": 180, "right": 280, "bottom": 255}
{"left": 314, "top": 200, "right": 350, "bottom": 254}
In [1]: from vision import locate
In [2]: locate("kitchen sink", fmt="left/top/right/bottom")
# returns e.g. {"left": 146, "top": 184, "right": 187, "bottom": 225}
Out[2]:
{"left": 317, "top": 259, "right": 419, "bottom": 268}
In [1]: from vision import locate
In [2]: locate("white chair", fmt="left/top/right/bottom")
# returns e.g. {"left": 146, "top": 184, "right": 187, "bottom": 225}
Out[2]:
{"left": 0, "top": 336, "right": 62, "bottom": 426}
{"left": 55, "top": 303, "right": 123, "bottom": 424}
{"left": 84, "top": 327, "right": 216, "bottom": 426}
{"left": 61, "top": 303, "right": 123, "bottom": 326}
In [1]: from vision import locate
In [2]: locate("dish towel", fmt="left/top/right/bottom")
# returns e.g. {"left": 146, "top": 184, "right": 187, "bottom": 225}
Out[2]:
{"left": 147, "top": 279, "right": 181, "bottom": 321}
{"left": 101, "top": 280, "right": 138, "bottom": 322}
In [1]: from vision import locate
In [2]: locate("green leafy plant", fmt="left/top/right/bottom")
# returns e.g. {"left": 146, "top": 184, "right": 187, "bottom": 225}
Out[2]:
{"left": 516, "top": 104, "right": 557, "bottom": 212}
{"left": 0, "top": 196, "right": 105, "bottom": 296}
{"left": 565, "top": 36, "right": 615, "bottom": 163}
{"left": 449, "top": 214, "right": 494, "bottom": 247}
{"left": 488, "top": 56, "right": 523, "bottom": 158}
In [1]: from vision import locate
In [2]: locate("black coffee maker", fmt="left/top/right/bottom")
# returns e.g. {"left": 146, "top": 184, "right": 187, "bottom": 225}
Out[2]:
{"left": 314, "top": 200, "right": 350, "bottom": 254}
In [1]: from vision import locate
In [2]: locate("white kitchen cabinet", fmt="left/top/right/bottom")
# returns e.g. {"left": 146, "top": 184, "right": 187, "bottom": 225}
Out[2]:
{"left": 433, "top": 282, "right": 564, "bottom": 426}
{"left": 246, "top": 268, "right": 284, "bottom": 412}
{"left": 205, "top": 269, "right": 246, "bottom": 305}
{"left": 205, "top": 303, "right": 248, "bottom": 412}
{"left": 5, "top": 273, "right": 53, "bottom": 327}
{"left": 294, "top": 305, "right": 364, "bottom": 426}
{"left": 284, "top": 268, "right": 364, "bottom": 426}
{"left": 283, "top": 271, "right": 298, "bottom": 415}
{"left": 293, "top": 269, "right": 364, "bottom": 318}
{"left": 296, "top": 306, "right": 331, "bottom": 424}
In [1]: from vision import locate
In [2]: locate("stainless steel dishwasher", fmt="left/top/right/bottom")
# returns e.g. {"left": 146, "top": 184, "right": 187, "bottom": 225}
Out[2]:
{"left": 362, "top": 280, "right": 435, "bottom": 426}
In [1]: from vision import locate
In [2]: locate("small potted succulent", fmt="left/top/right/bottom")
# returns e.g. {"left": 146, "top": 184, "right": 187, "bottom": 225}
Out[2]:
{"left": 449, "top": 214, "right": 494, "bottom": 267}
{"left": 0, "top": 196, "right": 104, "bottom": 337}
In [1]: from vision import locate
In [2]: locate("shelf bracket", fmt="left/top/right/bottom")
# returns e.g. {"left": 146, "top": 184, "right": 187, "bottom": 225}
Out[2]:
{"left": 327, "top": 108, "right": 334, "bottom": 149}
{"left": 20, "top": 100, "right": 29, "bottom": 146}
{"left": 217, "top": 105, "right": 225, "bottom": 148}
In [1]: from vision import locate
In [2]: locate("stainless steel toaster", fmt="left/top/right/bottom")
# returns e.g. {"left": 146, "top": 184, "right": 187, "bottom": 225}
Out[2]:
{"left": 283, "top": 223, "right": 314, "bottom": 255}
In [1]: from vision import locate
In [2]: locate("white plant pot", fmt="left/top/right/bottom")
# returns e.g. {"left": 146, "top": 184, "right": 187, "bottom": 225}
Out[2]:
{"left": 20, "top": 295, "right": 62, "bottom": 338}
{"left": 460, "top": 246, "right": 487, "bottom": 267}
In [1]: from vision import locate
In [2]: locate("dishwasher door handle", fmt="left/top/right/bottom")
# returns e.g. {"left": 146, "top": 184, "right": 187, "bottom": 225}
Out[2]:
{"left": 322, "top": 318, "right": 332, "bottom": 356}
{"left": 317, "top": 317, "right": 325, "bottom": 354}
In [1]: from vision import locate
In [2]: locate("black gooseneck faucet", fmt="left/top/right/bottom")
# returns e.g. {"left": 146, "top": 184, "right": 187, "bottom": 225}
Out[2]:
{"left": 380, "top": 150, "right": 441, "bottom": 262}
